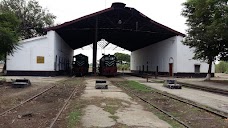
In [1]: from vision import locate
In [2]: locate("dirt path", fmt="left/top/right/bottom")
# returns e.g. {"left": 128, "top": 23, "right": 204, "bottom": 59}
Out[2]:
{"left": 80, "top": 78, "right": 172, "bottom": 128}
{"left": 0, "top": 78, "right": 83, "bottom": 128}
{"left": 0, "top": 77, "right": 67, "bottom": 113}
{"left": 0, "top": 76, "right": 67, "bottom": 100}
{"left": 2, "top": 76, "right": 67, "bottom": 83}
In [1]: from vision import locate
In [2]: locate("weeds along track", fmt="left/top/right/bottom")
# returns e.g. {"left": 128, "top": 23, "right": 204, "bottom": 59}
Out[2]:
{"left": 112, "top": 81, "right": 228, "bottom": 128}
{"left": 0, "top": 78, "right": 83, "bottom": 128}
{"left": 48, "top": 87, "right": 78, "bottom": 128}
{"left": 0, "top": 85, "right": 56, "bottom": 117}
{"left": 178, "top": 82, "right": 228, "bottom": 96}
{"left": 130, "top": 74, "right": 228, "bottom": 96}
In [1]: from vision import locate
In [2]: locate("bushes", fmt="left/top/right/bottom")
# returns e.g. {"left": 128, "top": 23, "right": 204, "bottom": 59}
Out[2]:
{"left": 215, "top": 61, "right": 228, "bottom": 73}
{"left": 117, "top": 64, "right": 130, "bottom": 71}
{"left": 0, "top": 77, "right": 6, "bottom": 85}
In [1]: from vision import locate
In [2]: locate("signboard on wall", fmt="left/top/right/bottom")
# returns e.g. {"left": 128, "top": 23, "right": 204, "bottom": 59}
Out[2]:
{"left": 37, "top": 56, "right": 44, "bottom": 64}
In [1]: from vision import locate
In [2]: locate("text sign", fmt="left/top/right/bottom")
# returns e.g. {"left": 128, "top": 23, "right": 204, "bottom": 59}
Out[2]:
{"left": 37, "top": 56, "right": 44, "bottom": 64}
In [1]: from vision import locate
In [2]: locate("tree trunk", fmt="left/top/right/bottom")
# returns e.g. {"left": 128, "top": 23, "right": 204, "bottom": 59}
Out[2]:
{"left": 205, "top": 59, "right": 212, "bottom": 81}
{"left": 2, "top": 54, "right": 6, "bottom": 73}
{"left": 2, "top": 63, "right": 6, "bottom": 73}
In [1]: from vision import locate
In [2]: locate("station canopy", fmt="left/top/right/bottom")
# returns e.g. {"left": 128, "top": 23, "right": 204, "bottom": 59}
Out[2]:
{"left": 46, "top": 2, "right": 185, "bottom": 51}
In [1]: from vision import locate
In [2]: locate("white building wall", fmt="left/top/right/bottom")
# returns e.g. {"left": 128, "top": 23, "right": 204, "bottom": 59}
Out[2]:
{"left": 7, "top": 36, "right": 54, "bottom": 71}
{"left": 52, "top": 31, "right": 74, "bottom": 71}
{"left": 7, "top": 31, "right": 74, "bottom": 72}
{"left": 131, "top": 36, "right": 215, "bottom": 74}
{"left": 131, "top": 36, "right": 178, "bottom": 73}
{"left": 176, "top": 36, "right": 215, "bottom": 73}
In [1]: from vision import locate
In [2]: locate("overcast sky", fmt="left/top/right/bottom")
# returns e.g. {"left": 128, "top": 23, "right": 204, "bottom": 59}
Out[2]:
{"left": 38, "top": 0, "right": 188, "bottom": 63}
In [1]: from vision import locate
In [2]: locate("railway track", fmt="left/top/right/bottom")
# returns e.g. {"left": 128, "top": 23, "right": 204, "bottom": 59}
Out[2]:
{"left": 0, "top": 79, "right": 81, "bottom": 128}
{"left": 144, "top": 86, "right": 228, "bottom": 119}
{"left": 114, "top": 81, "right": 228, "bottom": 128}
{"left": 178, "top": 82, "right": 228, "bottom": 96}
{"left": 0, "top": 85, "right": 56, "bottom": 116}
{"left": 117, "top": 84, "right": 191, "bottom": 128}
{"left": 49, "top": 87, "right": 78, "bottom": 128}
{"left": 128, "top": 73, "right": 228, "bottom": 96}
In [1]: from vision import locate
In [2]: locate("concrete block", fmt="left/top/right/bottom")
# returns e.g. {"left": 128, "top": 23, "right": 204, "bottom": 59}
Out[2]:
{"left": 95, "top": 80, "right": 108, "bottom": 89}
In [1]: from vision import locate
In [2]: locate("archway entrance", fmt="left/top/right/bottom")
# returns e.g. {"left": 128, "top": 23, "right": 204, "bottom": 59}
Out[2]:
{"left": 169, "top": 63, "right": 173, "bottom": 77}
{"left": 169, "top": 57, "right": 174, "bottom": 77}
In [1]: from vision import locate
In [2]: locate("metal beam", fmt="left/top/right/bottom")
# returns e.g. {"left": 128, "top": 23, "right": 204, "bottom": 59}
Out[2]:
{"left": 92, "top": 17, "right": 98, "bottom": 75}
{"left": 103, "top": 42, "right": 110, "bottom": 49}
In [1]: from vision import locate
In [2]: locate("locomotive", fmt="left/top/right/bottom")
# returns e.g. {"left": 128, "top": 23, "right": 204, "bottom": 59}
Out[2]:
{"left": 72, "top": 54, "right": 89, "bottom": 76}
{"left": 98, "top": 54, "right": 117, "bottom": 76}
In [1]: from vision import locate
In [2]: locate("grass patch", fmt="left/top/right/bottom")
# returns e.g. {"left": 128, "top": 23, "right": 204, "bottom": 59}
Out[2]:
{"left": 0, "top": 77, "right": 6, "bottom": 81}
{"left": 57, "top": 78, "right": 85, "bottom": 88}
{"left": 102, "top": 100, "right": 123, "bottom": 115}
{"left": 66, "top": 93, "right": 87, "bottom": 128}
{"left": 209, "top": 80, "right": 228, "bottom": 85}
{"left": 68, "top": 110, "right": 81, "bottom": 128}
{"left": 149, "top": 107, "right": 185, "bottom": 128}
{"left": 113, "top": 80, "right": 185, "bottom": 128}
{"left": 104, "top": 105, "right": 119, "bottom": 115}
{"left": 152, "top": 80, "right": 164, "bottom": 83}
{"left": 66, "top": 78, "right": 83, "bottom": 85}
{"left": 109, "top": 115, "right": 119, "bottom": 121}
{"left": 67, "top": 101, "right": 86, "bottom": 128}
{"left": 127, "top": 81, "right": 151, "bottom": 92}
{"left": 0, "top": 77, "right": 6, "bottom": 84}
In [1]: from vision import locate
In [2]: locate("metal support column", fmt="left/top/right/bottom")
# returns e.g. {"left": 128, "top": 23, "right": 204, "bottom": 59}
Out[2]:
{"left": 92, "top": 17, "right": 98, "bottom": 75}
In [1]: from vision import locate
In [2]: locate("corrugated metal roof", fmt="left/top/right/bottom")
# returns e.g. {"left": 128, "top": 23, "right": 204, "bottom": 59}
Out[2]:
{"left": 46, "top": 2, "right": 185, "bottom": 51}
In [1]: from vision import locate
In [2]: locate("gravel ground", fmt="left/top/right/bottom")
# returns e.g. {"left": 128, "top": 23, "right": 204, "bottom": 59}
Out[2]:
{"left": 113, "top": 78, "right": 228, "bottom": 128}
{"left": 0, "top": 77, "right": 84, "bottom": 128}
{"left": 1, "top": 74, "right": 227, "bottom": 127}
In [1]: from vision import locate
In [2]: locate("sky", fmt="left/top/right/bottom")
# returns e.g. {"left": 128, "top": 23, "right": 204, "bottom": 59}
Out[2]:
{"left": 38, "top": 0, "right": 188, "bottom": 63}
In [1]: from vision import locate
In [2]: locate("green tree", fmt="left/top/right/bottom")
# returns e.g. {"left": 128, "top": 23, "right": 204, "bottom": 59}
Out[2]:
{"left": 0, "top": 12, "right": 20, "bottom": 56}
{"left": 0, "top": 12, "right": 20, "bottom": 72}
{"left": 181, "top": 0, "right": 228, "bottom": 80}
{"left": 215, "top": 61, "right": 228, "bottom": 73}
{"left": 114, "top": 52, "right": 130, "bottom": 71}
{"left": 0, "top": 0, "right": 56, "bottom": 39}
{"left": 114, "top": 52, "right": 130, "bottom": 63}
{"left": 0, "top": 55, "right": 3, "bottom": 61}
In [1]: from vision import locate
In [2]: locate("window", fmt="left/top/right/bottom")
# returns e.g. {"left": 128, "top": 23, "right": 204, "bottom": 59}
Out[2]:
{"left": 105, "top": 57, "right": 109, "bottom": 60}
{"left": 110, "top": 57, "right": 115, "bottom": 60}
{"left": 194, "top": 65, "right": 200, "bottom": 73}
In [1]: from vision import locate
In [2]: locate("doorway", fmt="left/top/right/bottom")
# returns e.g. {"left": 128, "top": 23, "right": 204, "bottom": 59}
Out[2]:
{"left": 194, "top": 64, "right": 200, "bottom": 73}
{"left": 142, "top": 65, "right": 144, "bottom": 72}
{"left": 169, "top": 63, "right": 173, "bottom": 77}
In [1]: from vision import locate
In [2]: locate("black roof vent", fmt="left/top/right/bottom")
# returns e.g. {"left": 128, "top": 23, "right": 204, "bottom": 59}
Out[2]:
{"left": 111, "top": 2, "right": 126, "bottom": 8}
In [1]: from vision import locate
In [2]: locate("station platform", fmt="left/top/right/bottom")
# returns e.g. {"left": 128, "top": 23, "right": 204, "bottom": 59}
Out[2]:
{"left": 122, "top": 75, "right": 228, "bottom": 116}
{"left": 126, "top": 72, "right": 228, "bottom": 95}
{"left": 159, "top": 77, "right": 228, "bottom": 95}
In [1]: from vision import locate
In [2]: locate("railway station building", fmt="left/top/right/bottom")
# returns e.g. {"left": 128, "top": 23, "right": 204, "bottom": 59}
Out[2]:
{"left": 6, "top": 2, "right": 215, "bottom": 77}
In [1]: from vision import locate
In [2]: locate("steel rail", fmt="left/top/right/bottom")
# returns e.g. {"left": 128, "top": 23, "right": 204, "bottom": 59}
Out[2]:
{"left": 178, "top": 82, "right": 228, "bottom": 96}
{"left": 49, "top": 86, "right": 78, "bottom": 128}
{"left": 128, "top": 74, "right": 228, "bottom": 96}
{"left": 0, "top": 85, "right": 56, "bottom": 116}
{"left": 145, "top": 86, "right": 228, "bottom": 119}
{"left": 127, "top": 74, "right": 228, "bottom": 118}
{"left": 118, "top": 84, "right": 191, "bottom": 128}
